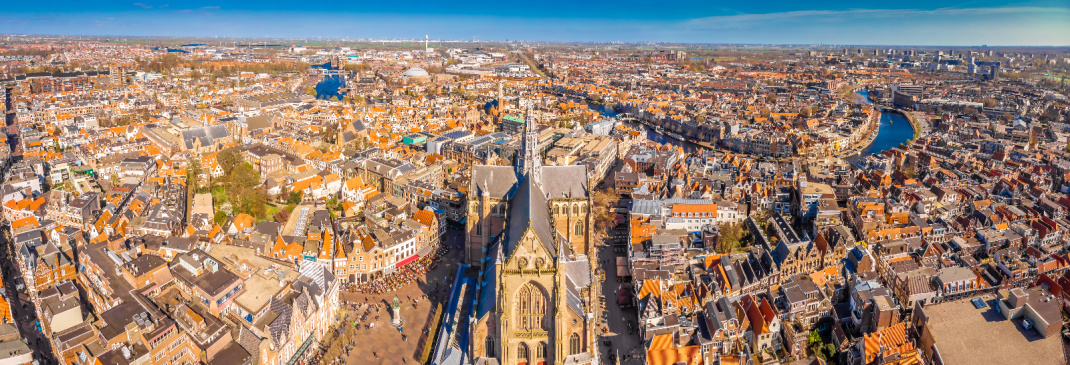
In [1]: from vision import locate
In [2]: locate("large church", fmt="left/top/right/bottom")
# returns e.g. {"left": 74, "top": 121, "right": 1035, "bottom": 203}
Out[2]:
{"left": 464, "top": 107, "right": 596, "bottom": 365}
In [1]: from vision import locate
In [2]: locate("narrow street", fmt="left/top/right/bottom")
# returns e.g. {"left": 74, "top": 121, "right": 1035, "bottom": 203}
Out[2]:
{"left": 594, "top": 236, "right": 644, "bottom": 365}
{"left": 2, "top": 87, "right": 56, "bottom": 363}
{"left": 0, "top": 228, "right": 58, "bottom": 365}
{"left": 5, "top": 87, "right": 21, "bottom": 161}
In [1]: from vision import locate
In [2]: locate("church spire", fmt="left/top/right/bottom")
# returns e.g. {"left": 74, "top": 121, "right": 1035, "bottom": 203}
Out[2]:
{"left": 517, "top": 104, "right": 541, "bottom": 183}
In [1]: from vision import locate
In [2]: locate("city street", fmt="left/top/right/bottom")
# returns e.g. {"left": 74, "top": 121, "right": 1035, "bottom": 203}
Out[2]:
{"left": 2, "top": 89, "right": 53, "bottom": 363}
{"left": 594, "top": 236, "right": 644, "bottom": 365}
{"left": 0, "top": 228, "right": 58, "bottom": 365}
{"left": 4, "top": 87, "right": 21, "bottom": 161}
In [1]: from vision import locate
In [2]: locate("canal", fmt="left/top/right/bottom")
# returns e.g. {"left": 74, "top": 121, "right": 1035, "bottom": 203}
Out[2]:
{"left": 312, "top": 62, "right": 346, "bottom": 101}
{"left": 315, "top": 76, "right": 346, "bottom": 100}
{"left": 587, "top": 102, "right": 699, "bottom": 153}
{"left": 587, "top": 89, "right": 913, "bottom": 160}
{"left": 845, "top": 89, "right": 914, "bottom": 164}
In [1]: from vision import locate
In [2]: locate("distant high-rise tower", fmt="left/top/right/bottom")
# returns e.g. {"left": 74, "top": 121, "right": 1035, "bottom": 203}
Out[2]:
{"left": 424, "top": 35, "right": 429, "bottom": 52}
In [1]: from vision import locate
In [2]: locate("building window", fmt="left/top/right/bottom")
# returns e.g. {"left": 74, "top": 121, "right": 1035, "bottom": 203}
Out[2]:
{"left": 518, "top": 343, "right": 529, "bottom": 364}
{"left": 570, "top": 333, "right": 581, "bottom": 355}
{"left": 574, "top": 221, "right": 584, "bottom": 236}
{"left": 537, "top": 342, "right": 547, "bottom": 359}
{"left": 517, "top": 283, "right": 547, "bottom": 331}
{"left": 485, "top": 336, "right": 495, "bottom": 357}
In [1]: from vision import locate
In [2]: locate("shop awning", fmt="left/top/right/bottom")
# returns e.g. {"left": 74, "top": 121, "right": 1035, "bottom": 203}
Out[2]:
{"left": 395, "top": 254, "right": 419, "bottom": 268}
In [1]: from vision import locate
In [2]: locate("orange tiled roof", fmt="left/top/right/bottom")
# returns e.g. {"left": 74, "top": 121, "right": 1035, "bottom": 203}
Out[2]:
{"left": 864, "top": 322, "right": 909, "bottom": 363}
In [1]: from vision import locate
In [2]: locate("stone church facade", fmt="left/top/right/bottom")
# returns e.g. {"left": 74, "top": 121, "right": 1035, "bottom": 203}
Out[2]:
{"left": 465, "top": 108, "right": 596, "bottom": 365}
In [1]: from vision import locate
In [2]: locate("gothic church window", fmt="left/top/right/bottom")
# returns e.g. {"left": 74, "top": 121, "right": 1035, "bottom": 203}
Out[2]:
{"left": 517, "top": 343, "right": 530, "bottom": 363}
{"left": 517, "top": 283, "right": 547, "bottom": 331}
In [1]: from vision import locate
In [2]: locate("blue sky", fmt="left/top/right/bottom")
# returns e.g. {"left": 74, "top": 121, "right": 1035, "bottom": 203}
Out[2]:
{"left": 1, "top": 0, "right": 1068, "bottom": 45}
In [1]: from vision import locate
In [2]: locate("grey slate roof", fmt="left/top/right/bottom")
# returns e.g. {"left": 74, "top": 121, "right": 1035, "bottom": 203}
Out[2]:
{"left": 246, "top": 113, "right": 277, "bottom": 131}
{"left": 541, "top": 165, "right": 589, "bottom": 199}
{"left": 181, "top": 125, "right": 231, "bottom": 150}
{"left": 470, "top": 165, "right": 517, "bottom": 199}
{"left": 504, "top": 176, "right": 555, "bottom": 259}
{"left": 564, "top": 259, "right": 591, "bottom": 289}
{"left": 477, "top": 244, "right": 500, "bottom": 319}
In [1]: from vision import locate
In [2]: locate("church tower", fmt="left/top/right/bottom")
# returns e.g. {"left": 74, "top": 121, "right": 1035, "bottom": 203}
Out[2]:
{"left": 516, "top": 106, "right": 541, "bottom": 182}
{"left": 497, "top": 81, "right": 504, "bottom": 113}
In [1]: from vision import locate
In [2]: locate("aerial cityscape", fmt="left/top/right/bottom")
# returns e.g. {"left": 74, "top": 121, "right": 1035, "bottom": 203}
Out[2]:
{"left": 0, "top": 3, "right": 1068, "bottom": 365}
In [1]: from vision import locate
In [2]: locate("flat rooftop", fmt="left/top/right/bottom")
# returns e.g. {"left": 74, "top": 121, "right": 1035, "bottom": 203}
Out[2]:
{"left": 923, "top": 296, "right": 1064, "bottom": 365}
{"left": 208, "top": 244, "right": 296, "bottom": 313}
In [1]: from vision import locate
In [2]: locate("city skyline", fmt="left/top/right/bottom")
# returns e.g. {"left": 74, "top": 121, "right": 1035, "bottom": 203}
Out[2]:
{"left": 1, "top": 0, "right": 1068, "bottom": 46}
{"left": 1, "top": 7, "right": 1069, "bottom": 365}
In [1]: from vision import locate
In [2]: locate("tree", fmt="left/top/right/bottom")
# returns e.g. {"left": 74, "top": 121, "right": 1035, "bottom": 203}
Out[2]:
{"left": 901, "top": 165, "right": 916, "bottom": 179}
{"left": 808, "top": 329, "right": 826, "bottom": 359}
{"left": 320, "top": 125, "right": 338, "bottom": 145}
{"left": 230, "top": 163, "right": 260, "bottom": 190}
{"left": 591, "top": 188, "right": 619, "bottom": 232}
{"left": 187, "top": 158, "right": 202, "bottom": 187}
{"left": 214, "top": 211, "right": 227, "bottom": 226}
{"left": 217, "top": 148, "right": 243, "bottom": 175}
{"left": 304, "top": 87, "right": 317, "bottom": 97}
{"left": 808, "top": 329, "right": 821, "bottom": 345}
{"left": 273, "top": 208, "right": 291, "bottom": 223}
{"left": 717, "top": 222, "right": 743, "bottom": 254}
{"left": 278, "top": 186, "right": 291, "bottom": 203}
